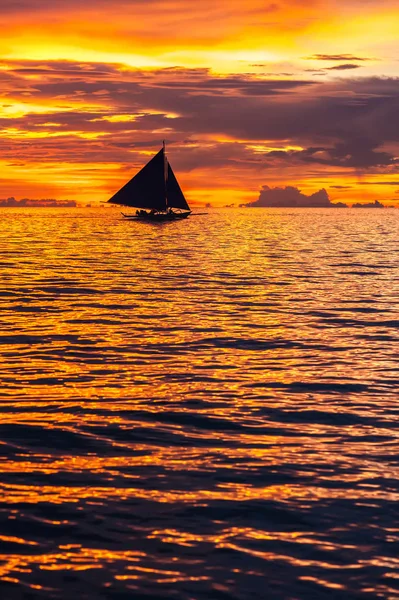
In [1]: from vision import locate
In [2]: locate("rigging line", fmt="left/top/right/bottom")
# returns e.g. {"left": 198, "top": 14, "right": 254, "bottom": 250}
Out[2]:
{"left": 163, "top": 139, "right": 168, "bottom": 208}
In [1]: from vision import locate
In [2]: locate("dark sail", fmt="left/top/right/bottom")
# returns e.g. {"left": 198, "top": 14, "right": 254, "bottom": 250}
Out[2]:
{"left": 167, "top": 164, "right": 190, "bottom": 211}
{"left": 107, "top": 149, "right": 167, "bottom": 211}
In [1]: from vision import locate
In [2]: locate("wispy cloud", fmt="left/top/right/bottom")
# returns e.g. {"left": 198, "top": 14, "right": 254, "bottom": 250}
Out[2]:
{"left": 305, "top": 54, "right": 373, "bottom": 61}
{"left": 326, "top": 64, "right": 362, "bottom": 70}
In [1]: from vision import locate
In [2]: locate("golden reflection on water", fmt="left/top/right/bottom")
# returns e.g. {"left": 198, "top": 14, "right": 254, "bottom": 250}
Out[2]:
{"left": 0, "top": 208, "right": 398, "bottom": 597}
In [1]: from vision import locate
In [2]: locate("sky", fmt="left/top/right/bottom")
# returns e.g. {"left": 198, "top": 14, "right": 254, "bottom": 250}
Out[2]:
{"left": 1, "top": 0, "right": 398, "bottom": 206}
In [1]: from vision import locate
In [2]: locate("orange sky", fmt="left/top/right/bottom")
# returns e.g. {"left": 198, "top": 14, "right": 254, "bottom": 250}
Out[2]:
{"left": 0, "top": 0, "right": 398, "bottom": 206}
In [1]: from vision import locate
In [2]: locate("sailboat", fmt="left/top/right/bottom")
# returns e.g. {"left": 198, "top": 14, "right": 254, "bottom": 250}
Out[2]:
{"left": 107, "top": 141, "right": 191, "bottom": 221}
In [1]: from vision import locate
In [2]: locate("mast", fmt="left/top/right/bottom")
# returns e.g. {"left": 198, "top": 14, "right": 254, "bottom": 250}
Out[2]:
{"left": 163, "top": 140, "right": 168, "bottom": 209}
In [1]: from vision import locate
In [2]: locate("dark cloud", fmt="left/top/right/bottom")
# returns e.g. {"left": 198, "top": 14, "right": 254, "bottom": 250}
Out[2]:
{"left": 326, "top": 64, "right": 361, "bottom": 70}
{"left": 1, "top": 59, "right": 399, "bottom": 179}
{"left": 163, "top": 142, "right": 264, "bottom": 172}
{"left": 352, "top": 200, "right": 386, "bottom": 208}
{"left": 306, "top": 54, "right": 372, "bottom": 61}
{"left": 0, "top": 0, "right": 150, "bottom": 14}
{"left": 265, "top": 140, "right": 397, "bottom": 168}
{"left": 135, "top": 75, "right": 315, "bottom": 95}
{"left": 245, "top": 186, "right": 347, "bottom": 207}
{"left": 357, "top": 181, "right": 399, "bottom": 185}
{"left": 0, "top": 59, "right": 315, "bottom": 96}
{"left": 0, "top": 59, "right": 133, "bottom": 84}
{"left": 0, "top": 197, "right": 76, "bottom": 207}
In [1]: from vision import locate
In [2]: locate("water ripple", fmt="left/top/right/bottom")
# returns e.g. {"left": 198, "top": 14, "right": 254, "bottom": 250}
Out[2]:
{"left": 0, "top": 207, "right": 398, "bottom": 599}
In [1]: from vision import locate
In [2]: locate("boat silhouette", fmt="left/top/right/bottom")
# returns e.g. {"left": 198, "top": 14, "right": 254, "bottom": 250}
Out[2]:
{"left": 107, "top": 141, "right": 191, "bottom": 221}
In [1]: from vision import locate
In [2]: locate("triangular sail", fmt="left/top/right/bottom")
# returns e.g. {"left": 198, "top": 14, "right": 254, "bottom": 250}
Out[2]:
{"left": 107, "top": 149, "right": 167, "bottom": 211}
{"left": 166, "top": 164, "right": 190, "bottom": 211}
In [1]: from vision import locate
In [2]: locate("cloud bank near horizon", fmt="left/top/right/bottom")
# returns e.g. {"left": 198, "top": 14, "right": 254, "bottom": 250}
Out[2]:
{"left": 0, "top": 196, "right": 77, "bottom": 207}
{"left": 244, "top": 186, "right": 395, "bottom": 208}
{"left": 245, "top": 186, "right": 347, "bottom": 207}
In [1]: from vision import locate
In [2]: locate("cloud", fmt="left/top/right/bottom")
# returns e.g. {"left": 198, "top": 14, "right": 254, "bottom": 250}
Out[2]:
{"left": 306, "top": 54, "right": 372, "bottom": 61}
{"left": 0, "top": 196, "right": 76, "bottom": 207}
{"left": 357, "top": 181, "right": 399, "bottom": 185}
{"left": 3, "top": 61, "right": 399, "bottom": 148}
{"left": 0, "top": 0, "right": 157, "bottom": 13}
{"left": 264, "top": 140, "right": 397, "bottom": 169}
{"left": 1, "top": 59, "right": 399, "bottom": 203}
{"left": 326, "top": 64, "right": 361, "bottom": 70}
{"left": 352, "top": 200, "right": 386, "bottom": 208}
{"left": 245, "top": 186, "right": 347, "bottom": 207}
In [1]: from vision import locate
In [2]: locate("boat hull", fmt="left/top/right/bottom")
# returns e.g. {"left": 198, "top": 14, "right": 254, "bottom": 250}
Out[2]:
{"left": 122, "top": 211, "right": 191, "bottom": 222}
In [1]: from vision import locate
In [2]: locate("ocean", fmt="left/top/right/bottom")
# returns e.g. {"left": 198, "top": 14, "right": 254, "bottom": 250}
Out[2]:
{"left": 0, "top": 207, "right": 398, "bottom": 599}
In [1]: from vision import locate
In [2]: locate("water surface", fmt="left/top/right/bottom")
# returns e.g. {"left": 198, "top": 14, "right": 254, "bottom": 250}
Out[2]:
{"left": 0, "top": 207, "right": 398, "bottom": 599}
